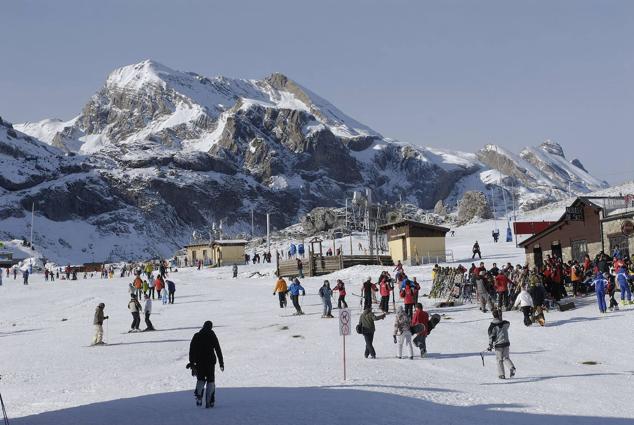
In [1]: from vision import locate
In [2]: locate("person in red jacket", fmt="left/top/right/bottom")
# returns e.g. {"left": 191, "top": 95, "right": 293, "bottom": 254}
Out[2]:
{"left": 379, "top": 277, "right": 392, "bottom": 313}
{"left": 154, "top": 276, "right": 164, "bottom": 299}
{"left": 333, "top": 279, "right": 348, "bottom": 309}
{"left": 400, "top": 280, "right": 416, "bottom": 318}
{"left": 494, "top": 272, "right": 510, "bottom": 310}
{"left": 411, "top": 303, "right": 429, "bottom": 357}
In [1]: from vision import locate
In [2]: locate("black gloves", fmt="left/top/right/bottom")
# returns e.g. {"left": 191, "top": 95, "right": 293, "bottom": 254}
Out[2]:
{"left": 487, "top": 346, "right": 492, "bottom": 352}
{"left": 393, "top": 335, "right": 397, "bottom": 344}
{"left": 104, "top": 316, "right": 109, "bottom": 319}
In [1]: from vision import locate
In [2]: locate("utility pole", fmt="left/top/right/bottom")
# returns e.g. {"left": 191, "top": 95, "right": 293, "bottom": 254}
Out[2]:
{"left": 251, "top": 208, "right": 254, "bottom": 239}
{"left": 30, "top": 202, "right": 34, "bottom": 247}
{"left": 266, "top": 213, "right": 271, "bottom": 254}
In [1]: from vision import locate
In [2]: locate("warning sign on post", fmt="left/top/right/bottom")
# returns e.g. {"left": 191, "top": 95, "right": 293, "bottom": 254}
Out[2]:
{"left": 339, "top": 308, "right": 351, "bottom": 336}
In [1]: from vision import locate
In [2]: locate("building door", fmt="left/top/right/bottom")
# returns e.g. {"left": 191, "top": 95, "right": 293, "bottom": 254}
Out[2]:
{"left": 192, "top": 250, "right": 197, "bottom": 262}
{"left": 533, "top": 247, "right": 543, "bottom": 271}
{"left": 551, "top": 242, "right": 562, "bottom": 260}
{"left": 609, "top": 234, "right": 630, "bottom": 259}
{"left": 571, "top": 240, "right": 588, "bottom": 262}
{"left": 401, "top": 237, "right": 408, "bottom": 261}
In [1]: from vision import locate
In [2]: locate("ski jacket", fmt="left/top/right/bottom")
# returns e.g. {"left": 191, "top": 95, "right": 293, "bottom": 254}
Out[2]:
{"left": 128, "top": 299, "right": 142, "bottom": 313}
{"left": 289, "top": 281, "right": 305, "bottom": 296}
{"left": 513, "top": 290, "right": 534, "bottom": 308}
{"left": 358, "top": 310, "right": 384, "bottom": 334}
{"left": 167, "top": 280, "right": 176, "bottom": 292}
{"left": 488, "top": 318, "right": 511, "bottom": 348}
{"left": 616, "top": 269, "right": 629, "bottom": 287}
{"left": 494, "top": 274, "right": 509, "bottom": 293}
{"left": 154, "top": 278, "right": 163, "bottom": 292}
{"left": 319, "top": 286, "right": 332, "bottom": 299}
{"left": 133, "top": 276, "right": 143, "bottom": 289}
{"left": 333, "top": 281, "right": 346, "bottom": 296}
{"left": 400, "top": 285, "right": 415, "bottom": 305}
{"left": 93, "top": 307, "right": 105, "bottom": 325}
{"left": 273, "top": 278, "right": 288, "bottom": 294}
{"left": 393, "top": 310, "right": 411, "bottom": 336}
{"left": 529, "top": 284, "right": 546, "bottom": 307}
{"left": 411, "top": 309, "right": 429, "bottom": 336}
{"left": 593, "top": 274, "right": 607, "bottom": 293}
{"left": 379, "top": 280, "right": 391, "bottom": 297}
{"left": 144, "top": 299, "right": 152, "bottom": 314}
{"left": 189, "top": 324, "right": 224, "bottom": 368}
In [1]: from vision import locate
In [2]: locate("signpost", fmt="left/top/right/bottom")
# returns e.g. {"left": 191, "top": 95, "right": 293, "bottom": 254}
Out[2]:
{"left": 339, "top": 308, "right": 351, "bottom": 380}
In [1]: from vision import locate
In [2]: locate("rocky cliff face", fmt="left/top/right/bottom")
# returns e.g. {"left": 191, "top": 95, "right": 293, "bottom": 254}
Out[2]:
{"left": 4, "top": 60, "right": 609, "bottom": 263}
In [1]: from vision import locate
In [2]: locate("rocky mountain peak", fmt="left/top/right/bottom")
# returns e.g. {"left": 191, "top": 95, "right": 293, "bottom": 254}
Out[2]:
{"left": 539, "top": 139, "right": 565, "bottom": 157}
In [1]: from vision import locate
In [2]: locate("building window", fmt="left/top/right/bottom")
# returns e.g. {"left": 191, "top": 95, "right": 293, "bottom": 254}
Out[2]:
{"left": 609, "top": 234, "right": 630, "bottom": 259}
{"left": 571, "top": 239, "right": 588, "bottom": 262}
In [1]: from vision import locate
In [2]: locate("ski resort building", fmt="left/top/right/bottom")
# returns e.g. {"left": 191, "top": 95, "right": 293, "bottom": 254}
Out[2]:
{"left": 184, "top": 240, "right": 247, "bottom": 267}
{"left": 600, "top": 195, "right": 634, "bottom": 260}
{"left": 379, "top": 219, "right": 450, "bottom": 266}
{"left": 0, "top": 249, "right": 15, "bottom": 268}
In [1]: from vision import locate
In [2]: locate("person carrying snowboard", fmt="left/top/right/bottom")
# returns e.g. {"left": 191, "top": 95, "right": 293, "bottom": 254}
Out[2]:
{"left": 358, "top": 307, "right": 386, "bottom": 359}
{"left": 392, "top": 306, "right": 414, "bottom": 359}
{"left": 273, "top": 277, "right": 288, "bottom": 308}
{"left": 188, "top": 321, "right": 224, "bottom": 408}
{"left": 487, "top": 309, "right": 516, "bottom": 380}
{"left": 319, "top": 280, "right": 334, "bottom": 318}
{"left": 288, "top": 278, "right": 305, "bottom": 315}
{"left": 411, "top": 303, "right": 429, "bottom": 357}
{"left": 128, "top": 294, "right": 142, "bottom": 332}
{"left": 92, "top": 303, "right": 109, "bottom": 345}
{"left": 333, "top": 279, "right": 348, "bottom": 309}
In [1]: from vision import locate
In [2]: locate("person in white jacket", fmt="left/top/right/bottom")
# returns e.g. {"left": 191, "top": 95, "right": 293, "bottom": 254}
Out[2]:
{"left": 143, "top": 294, "right": 155, "bottom": 331}
{"left": 513, "top": 285, "right": 534, "bottom": 326}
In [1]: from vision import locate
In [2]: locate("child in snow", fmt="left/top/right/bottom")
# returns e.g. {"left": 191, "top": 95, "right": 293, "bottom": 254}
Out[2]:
{"left": 162, "top": 283, "right": 169, "bottom": 304}
{"left": 487, "top": 309, "right": 516, "bottom": 380}
{"left": 393, "top": 306, "right": 414, "bottom": 359}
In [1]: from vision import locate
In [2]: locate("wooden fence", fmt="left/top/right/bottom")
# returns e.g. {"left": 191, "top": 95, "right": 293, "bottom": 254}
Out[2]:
{"left": 276, "top": 254, "right": 394, "bottom": 278}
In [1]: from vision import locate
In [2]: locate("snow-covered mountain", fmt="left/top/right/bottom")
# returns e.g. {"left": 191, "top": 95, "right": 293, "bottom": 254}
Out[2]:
{"left": 2, "top": 60, "right": 608, "bottom": 262}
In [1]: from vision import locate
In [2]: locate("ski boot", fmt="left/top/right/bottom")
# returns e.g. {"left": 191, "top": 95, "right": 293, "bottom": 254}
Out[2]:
{"left": 498, "top": 375, "right": 506, "bottom": 380}
{"left": 510, "top": 367, "right": 516, "bottom": 378}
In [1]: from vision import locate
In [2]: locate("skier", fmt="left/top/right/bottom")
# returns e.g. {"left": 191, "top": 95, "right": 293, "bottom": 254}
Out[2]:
{"left": 288, "top": 278, "right": 305, "bottom": 315}
{"left": 92, "top": 303, "right": 109, "bottom": 345}
{"left": 188, "top": 321, "right": 224, "bottom": 408}
{"left": 232, "top": 264, "right": 238, "bottom": 278}
{"left": 333, "top": 279, "right": 348, "bottom": 309}
{"left": 487, "top": 309, "right": 516, "bottom": 380}
{"left": 606, "top": 272, "right": 619, "bottom": 312}
{"left": 273, "top": 277, "right": 288, "bottom": 308}
{"left": 411, "top": 303, "right": 429, "bottom": 357}
{"left": 319, "top": 280, "right": 334, "bottom": 318}
{"left": 616, "top": 266, "right": 632, "bottom": 305}
{"left": 358, "top": 307, "right": 386, "bottom": 359}
{"left": 167, "top": 279, "right": 176, "bottom": 304}
{"left": 128, "top": 294, "right": 142, "bottom": 332}
{"left": 392, "top": 306, "right": 414, "bottom": 359}
{"left": 143, "top": 294, "right": 155, "bottom": 331}
{"left": 513, "top": 285, "right": 534, "bottom": 326}
{"left": 593, "top": 272, "right": 608, "bottom": 313}
{"left": 472, "top": 241, "right": 482, "bottom": 259}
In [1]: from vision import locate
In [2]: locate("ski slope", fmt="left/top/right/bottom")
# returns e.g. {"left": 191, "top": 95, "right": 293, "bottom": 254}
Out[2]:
{"left": 1, "top": 222, "right": 633, "bottom": 425}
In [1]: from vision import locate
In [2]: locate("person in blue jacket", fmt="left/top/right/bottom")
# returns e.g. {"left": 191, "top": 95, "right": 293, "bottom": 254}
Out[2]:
{"left": 616, "top": 266, "right": 632, "bottom": 305}
{"left": 288, "top": 278, "right": 306, "bottom": 315}
{"left": 593, "top": 272, "right": 608, "bottom": 313}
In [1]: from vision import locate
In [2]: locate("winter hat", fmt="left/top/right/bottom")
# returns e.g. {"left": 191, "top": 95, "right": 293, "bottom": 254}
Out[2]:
{"left": 203, "top": 321, "right": 213, "bottom": 330}
{"left": 98, "top": 303, "right": 105, "bottom": 308}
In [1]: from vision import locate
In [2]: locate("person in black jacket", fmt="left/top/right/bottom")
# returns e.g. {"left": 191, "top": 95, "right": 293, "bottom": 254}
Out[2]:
{"left": 189, "top": 321, "right": 224, "bottom": 408}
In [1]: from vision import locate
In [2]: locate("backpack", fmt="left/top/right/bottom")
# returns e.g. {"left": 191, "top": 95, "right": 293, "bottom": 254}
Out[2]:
{"left": 355, "top": 323, "right": 363, "bottom": 334}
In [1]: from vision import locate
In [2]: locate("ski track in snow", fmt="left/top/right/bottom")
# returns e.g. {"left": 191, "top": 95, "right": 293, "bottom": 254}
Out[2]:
{"left": 1, "top": 219, "right": 633, "bottom": 424}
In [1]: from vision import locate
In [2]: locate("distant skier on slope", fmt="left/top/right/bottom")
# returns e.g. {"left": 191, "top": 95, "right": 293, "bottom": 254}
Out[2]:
{"left": 318, "top": 280, "right": 334, "bottom": 318}
{"left": 188, "top": 321, "right": 224, "bottom": 408}
{"left": 487, "top": 309, "right": 516, "bottom": 380}
{"left": 333, "top": 279, "right": 348, "bottom": 309}
{"left": 128, "top": 294, "right": 142, "bottom": 332}
{"left": 92, "top": 303, "right": 109, "bottom": 345}
{"left": 288, "top": 278, "right": 305, "bottom": 315}
{"left": 472, "top": 241, "right": 482, "bottom": 259}
{"left": 273, "top": 277, "right": 288, "bottom": 308}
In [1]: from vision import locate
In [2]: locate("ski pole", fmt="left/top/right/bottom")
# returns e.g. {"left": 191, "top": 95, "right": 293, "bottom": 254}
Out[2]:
{"left": 0, "top": 376, "right": 10, "bottom": 425}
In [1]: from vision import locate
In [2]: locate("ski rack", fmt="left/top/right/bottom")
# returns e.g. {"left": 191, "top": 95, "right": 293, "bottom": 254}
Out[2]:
{"left": 429, "top": 267, "right": 469, "bottom": 304}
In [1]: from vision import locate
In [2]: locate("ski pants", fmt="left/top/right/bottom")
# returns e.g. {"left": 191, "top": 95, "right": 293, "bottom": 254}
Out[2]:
{"left": 619, "top": 281, "right": 632, "bottom": 301}
{"left": 363, "top": 296, "right": 372, "bottom": 311}
{"left": 521, "top": 306, "right": 532, "bottom": 326}
{"left": 297, "top": 269, "right": 304, "bottom": 278}
{"left": 93, "top": 324, "right": 103, "bottom": 344}
{"left": 291, "top": 294, "right": 302, "bottom": 313}
{"left": 496, "top": 292, "right": 508, "bottom": 310}
{"left": 144, "top": 312, "right": 154, "bottom": 330}
{"left": 323, "top": 298, "right": 332, "bottom": 316}
{"left": 131, "top": 312, "right": 140, "bottom": 330}
{"left": 195, "top": 364, "right": 216, "bottom": 406}
{"left": 363, "top": 331, "right": 376, "bottom": 358}
{"left": 397, "top": 331, "right": 413, "bottom": 358}
{"left": 495, "top": 346, "right": 515, "bottom": 377}
{"left": 278, "top": 292, "right": 287, "bottom": 308}
{"left": 413, "top": 333, "right": 427, "bottom": 354}
{"left": 169, "top": 290, "right": 175, "bottom": 304}
{"left": 596, "top": 290, "right": 606, "bottom": 313}
{"left": 148, "top": 287, "right": 155, "bottom": 299}
{"left": 472, "top": 251, "right": 481, "bottom": 259}
{"left": 337, "top": 295, "right": 348, "bottom": 309}
{"left": 479, "top": 292, "right": 492, "bottom": 312}
{"left": 404, "top": 303, "right": 414, "bottom": 318}
{"left": 380, "top": 295, "right": 390, "bottom": 312}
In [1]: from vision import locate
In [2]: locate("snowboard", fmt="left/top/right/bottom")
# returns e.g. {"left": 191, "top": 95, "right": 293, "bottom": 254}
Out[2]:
{"left": 427, "top": 314, "right": 441, "bottom": 334}
{"left": 410, "top": 323, "right": 426, "bottom": 334}
{"left": 557, "top": 301, "right": 576, "bottom": 312}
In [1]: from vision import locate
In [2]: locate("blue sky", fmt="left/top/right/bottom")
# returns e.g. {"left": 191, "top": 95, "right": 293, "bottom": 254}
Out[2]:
{"left": 1, "top": 0, "right": 632, "bottom": 183}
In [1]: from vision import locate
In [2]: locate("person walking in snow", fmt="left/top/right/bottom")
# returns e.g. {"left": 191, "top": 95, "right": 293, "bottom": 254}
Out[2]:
{"left": 143, "top": 294, "right": 155, "bottom": 331}
{"left": 358, "top": 307, "right": 386, "bottom": 359}
{"left": 400, "top": 279, "right": 416, "bottom": 318}
{"left": 472, "top": 241, "right": 482, "bottom": 259}
{"left": 296, "top": 258, "right": 304, "bottom": 279}
{"left": 155, "top": 275, "right": 164, "bottom": 299}
{"left": 392, "top": 306, "right": 414, "bottom": 359}
{"left": 232, "top": 264, "right": 238, "bottom": 278}
{"left": 273, "top": 277, "right": 288, "bottom": 308}
{"left": 128, "top": 294, "right": 142, "bottom": 332}
{"left": 319, "top": 280, "right": 334, "bottom": 318}
{"left": 22, "top": 269, "right": 29, "bottom": 285}
{"left": 188, "top": 321, "right": 224, "bottom": 408}
{"left": 379, "top": 276, "right": 392, "bottom": 313}
{"left": 593, "top": 272, "right": 608, "bottom": 313}
{"left": 92, "top": 303, "right": 109, "bottom": 345}
{"left": 616, "top": 266, "right": 632, "bottom": 305}
{"left": 476, "top": 270, "right": 493, "bottom": 313}
{"left": 333, "top": 279, "right": 348, "bottom": 309}
{"left": 166, "top": 279, "right": 175, "bottom": 304}
{"left": 288, "top": 278, "right": 305, "bottom": 315}
{"left": 411, "top": 303, "right": 429, "bottom": 357}
{"left": 148, "top": 276, "right": 156, "bottom": 299}
{"left": 361, "top": 277, "right": 377, "bottom": 310}
{"left": 487, "top": 309, "right": 516, "bottom": 380}
{"left": 513, "top": 285, "right": 534, "bottom": 326}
